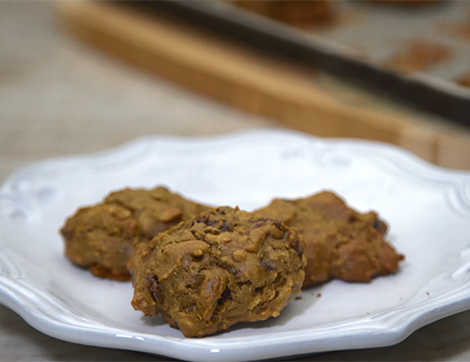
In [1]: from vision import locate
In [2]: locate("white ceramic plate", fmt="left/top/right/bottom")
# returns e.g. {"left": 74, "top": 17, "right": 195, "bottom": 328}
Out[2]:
{"left": 1, "top": 130, "right": 470, "bottom": 362}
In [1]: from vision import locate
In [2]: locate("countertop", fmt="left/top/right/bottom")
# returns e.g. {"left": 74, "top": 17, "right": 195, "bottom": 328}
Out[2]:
{"left": 2, "top": 2, "right": 470, "bottom": 361}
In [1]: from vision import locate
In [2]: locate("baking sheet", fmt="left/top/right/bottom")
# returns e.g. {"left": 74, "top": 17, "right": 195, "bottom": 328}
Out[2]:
{"left": 133, "top": 0, "right": 470, "bottom": 125}
{"left": 306, "top": 1, "right": 470, "bottom": 86}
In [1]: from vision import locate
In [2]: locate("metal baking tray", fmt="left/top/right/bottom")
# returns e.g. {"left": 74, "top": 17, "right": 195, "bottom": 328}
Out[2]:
{"left": 126, "top": 0, "right": 470, "bottom": 126}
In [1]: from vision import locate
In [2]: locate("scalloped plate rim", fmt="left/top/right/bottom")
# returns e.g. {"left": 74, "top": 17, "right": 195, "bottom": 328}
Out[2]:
{"left": 1, "top": 129, "right": 470, "bottom": 362}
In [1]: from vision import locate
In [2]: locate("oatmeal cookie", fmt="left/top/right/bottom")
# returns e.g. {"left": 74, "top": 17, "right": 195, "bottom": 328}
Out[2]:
{"left": 61, "top": 204, "right": 140, "bottom": 280}
{"left": 129, "top": 206, "right": 306, "bottom": 337}
{"left": 60, "top": 187, "right": 210, "bottom": 280}
{"left": 256, "top": 191, "right": 404, "bottom": 287}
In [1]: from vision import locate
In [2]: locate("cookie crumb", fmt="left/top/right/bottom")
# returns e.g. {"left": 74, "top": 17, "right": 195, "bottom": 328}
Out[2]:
{"left": 295, "top": 296, "right": 303, "bottom": 301}
{"left": 317, "top": 293, "right": 322, "bottom": 298}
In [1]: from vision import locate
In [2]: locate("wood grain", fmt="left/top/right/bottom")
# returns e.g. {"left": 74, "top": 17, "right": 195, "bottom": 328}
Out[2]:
{"left": 58, "top": 0, "right": 470, "bottom": 169}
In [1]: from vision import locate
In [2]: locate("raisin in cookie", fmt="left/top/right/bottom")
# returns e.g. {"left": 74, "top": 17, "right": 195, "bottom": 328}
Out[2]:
{"left": 129, "top": 206, "right": 306, "bottom": 337}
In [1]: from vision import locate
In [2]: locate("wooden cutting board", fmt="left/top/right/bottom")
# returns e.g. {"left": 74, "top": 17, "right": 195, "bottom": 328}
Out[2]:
{"left": 57, "top": 1, "right": 470, "bottom": 169}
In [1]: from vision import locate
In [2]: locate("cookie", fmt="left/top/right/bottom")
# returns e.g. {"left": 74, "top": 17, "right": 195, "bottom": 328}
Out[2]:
{"left": 61, "top": 204, "right": 140, "bottom": 280}
{"left": 255, "top": 191, "right": 404, "bottom": 287}
{"left": 129, "top": 206, "right": 306, "bottom": 337}
{"left": 60, "top": 187, "right": 210, "bottom": 280}
{"left": 234, "top": 0, "right": 334, "bottom": 26}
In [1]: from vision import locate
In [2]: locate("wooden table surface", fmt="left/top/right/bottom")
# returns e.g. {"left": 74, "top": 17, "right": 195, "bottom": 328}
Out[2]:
{"left": 2, "top": 2, "right": 470, "bottom": 361}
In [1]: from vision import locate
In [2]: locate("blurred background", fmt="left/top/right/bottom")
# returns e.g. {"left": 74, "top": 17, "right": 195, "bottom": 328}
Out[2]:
{"left": 2, "top": 0, "right": 470, "bottom": 186}
{"left": 2, "top": 0, "right": 470, "bottom": 361}
{"left": 0, "top": 1, "right": 279, "bottom": 184}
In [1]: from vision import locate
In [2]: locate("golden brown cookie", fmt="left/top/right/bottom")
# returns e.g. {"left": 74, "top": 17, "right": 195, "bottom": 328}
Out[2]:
{"left": 128, "top": 206, "right": 306, "bottom": 337}
{"left": 382, "top": 41, "right": 452, "bottom": 74}
{"left": 234, "top": 0, "right": 335, "bottom": 26}
{"left": 255, "top": 191, "right": 404, "bottom": 287}
{"left": 60, "top": 187, "right": 210, "bottom": 281}
{"left": 61, "top": 204, "right": 140, "bottom": 281}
